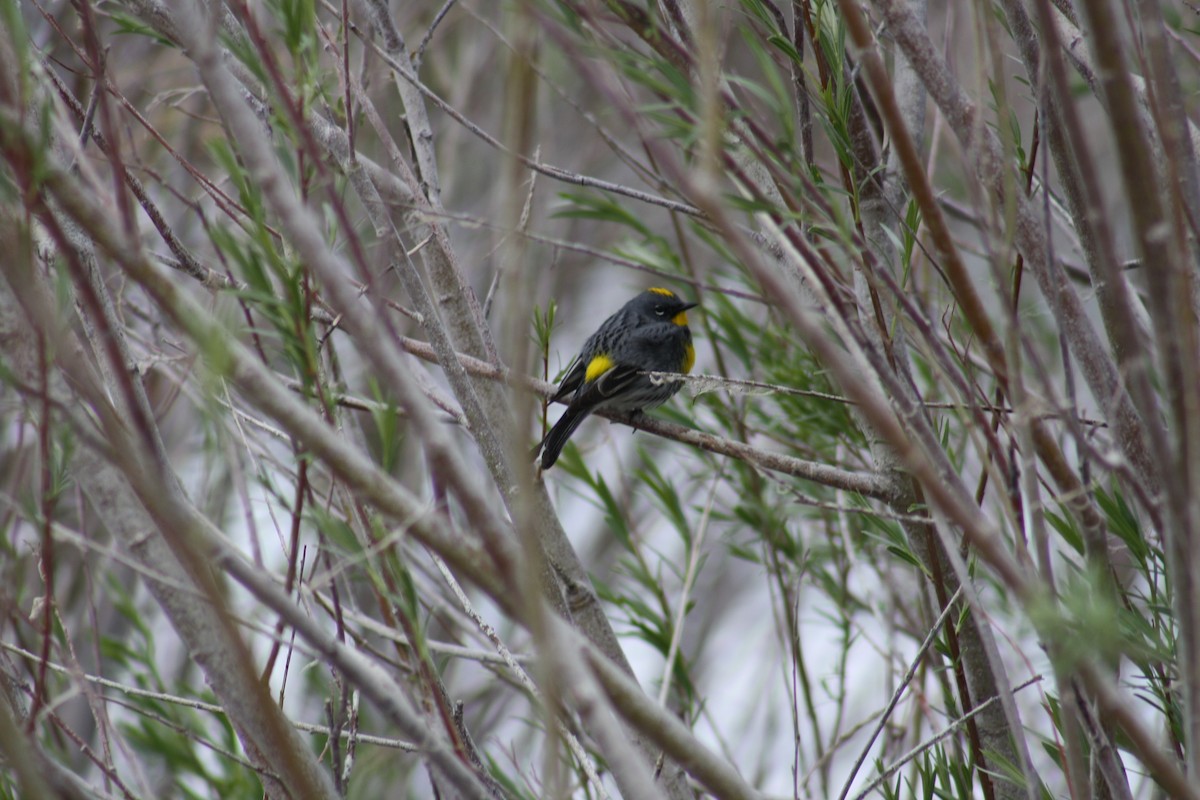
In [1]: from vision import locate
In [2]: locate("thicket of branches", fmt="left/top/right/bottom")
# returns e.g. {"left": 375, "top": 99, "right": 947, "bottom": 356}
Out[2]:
{"left": 1, "top": 0, "right": 1197, "bottom": 798}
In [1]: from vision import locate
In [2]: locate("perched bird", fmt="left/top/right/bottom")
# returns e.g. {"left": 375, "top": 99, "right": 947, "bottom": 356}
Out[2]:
{"left": 537, "top": 287, "right": 697, "bottom": 470}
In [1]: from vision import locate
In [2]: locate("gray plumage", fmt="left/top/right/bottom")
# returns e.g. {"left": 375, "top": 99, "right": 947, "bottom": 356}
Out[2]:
{"left": 537, "top": 289, "right": 697, "bottom": 470}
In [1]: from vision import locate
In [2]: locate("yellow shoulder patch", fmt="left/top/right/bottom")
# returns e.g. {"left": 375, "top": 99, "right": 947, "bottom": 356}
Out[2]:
{"left": 584, "top": 353, "right": 615, "bottom": 382}
{"left": 682, "top": 342, "right": 696, "bottom": 374}
{"left": 647, "top": 287, "right": 676, "bottom": 297}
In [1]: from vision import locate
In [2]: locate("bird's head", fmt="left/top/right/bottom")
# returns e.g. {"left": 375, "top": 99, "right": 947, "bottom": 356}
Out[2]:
{"left": 631, "top": 287, "right": 698, "bottom": 327}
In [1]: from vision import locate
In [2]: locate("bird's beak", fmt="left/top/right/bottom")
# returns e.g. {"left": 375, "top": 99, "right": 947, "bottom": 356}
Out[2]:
{"left": 680, "top": 301, "right": 698, "bottom": 312}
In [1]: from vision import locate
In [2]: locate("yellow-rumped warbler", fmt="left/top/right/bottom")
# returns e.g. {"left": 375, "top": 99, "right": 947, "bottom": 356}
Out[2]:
{"left": 536, "top": 287, "right": 697, "bottom": 470}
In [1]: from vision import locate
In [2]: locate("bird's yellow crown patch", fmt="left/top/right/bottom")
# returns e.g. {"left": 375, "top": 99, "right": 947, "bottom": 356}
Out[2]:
{"left": 648, "top": 287, "right": 676, "bottom": 297}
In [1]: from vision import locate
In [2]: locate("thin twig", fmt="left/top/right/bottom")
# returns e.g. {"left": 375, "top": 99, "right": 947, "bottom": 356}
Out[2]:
{"left": 414, "top": 0, "right": 458, "bottom": 68}
{"left": 2, "top": 642, "right": 419, "bottom": 750}
{"left": 847, "top": 676, "right": 1043, "bottom": 800}
{"left": 429, "top": 554, "right": 613, "bottom": 800}
{"left": 321, "top": 0, "right": 704, "bottom": 217}
{"left": 657, "top": 469, "right": 722, "bottom": 707}
{"left": 837, "top": 587, "right": 964, "bottom": 800}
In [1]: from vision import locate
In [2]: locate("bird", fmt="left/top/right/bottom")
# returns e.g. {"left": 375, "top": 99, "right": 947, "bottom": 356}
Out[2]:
{"left": 536, "top": 287, "right": 697, "bottom": 470}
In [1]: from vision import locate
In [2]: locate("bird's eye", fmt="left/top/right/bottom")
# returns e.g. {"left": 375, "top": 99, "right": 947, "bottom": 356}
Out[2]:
{"left": 655, "top": 306, "right": 666, "bottom": 316}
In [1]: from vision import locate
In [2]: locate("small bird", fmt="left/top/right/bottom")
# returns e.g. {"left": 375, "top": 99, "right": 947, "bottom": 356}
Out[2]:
{"left": 537, "top": 287, "right": 697, "bottom": 470}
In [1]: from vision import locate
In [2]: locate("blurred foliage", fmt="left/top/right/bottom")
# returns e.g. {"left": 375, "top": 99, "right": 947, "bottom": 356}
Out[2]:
{"left": 0, "top": 0, "right": 1193, "bottom": 798}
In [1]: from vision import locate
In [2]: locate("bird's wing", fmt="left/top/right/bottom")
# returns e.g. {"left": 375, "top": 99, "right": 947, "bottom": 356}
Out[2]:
{"left": 560, "top": 362, "right": 643, "bottom": 412}
{"left": 551, "top": 350, "right": 643, "bottom": 404}
{"left": 591, "top": 363, "right": 644, "bottom": 398}
{"left": 549, "top": 357, "right": 588, "bottom": 403}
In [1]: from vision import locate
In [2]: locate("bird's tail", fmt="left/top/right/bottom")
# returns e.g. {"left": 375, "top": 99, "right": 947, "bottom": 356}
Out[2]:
{"left": 538, "top": 404, "right": 594, "bottom": 470}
